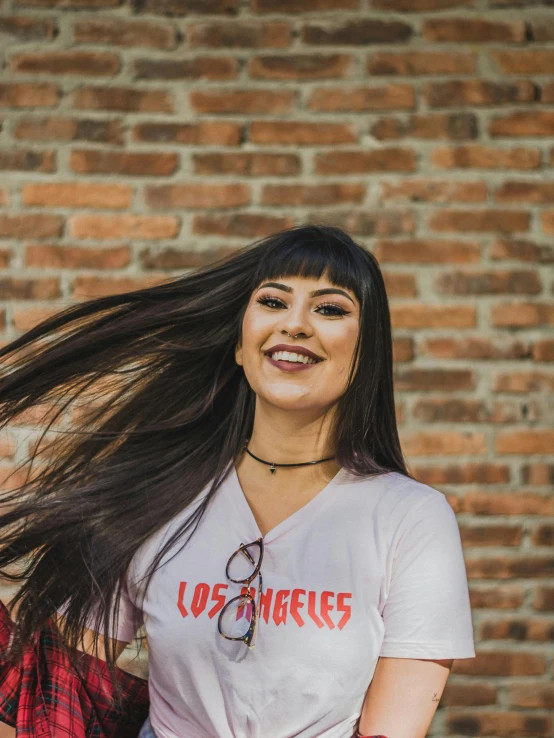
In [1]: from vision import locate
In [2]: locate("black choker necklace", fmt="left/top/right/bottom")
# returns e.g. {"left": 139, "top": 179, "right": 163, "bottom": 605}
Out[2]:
{"left": 243, "top": 438, "right": 335, "bottom": 475}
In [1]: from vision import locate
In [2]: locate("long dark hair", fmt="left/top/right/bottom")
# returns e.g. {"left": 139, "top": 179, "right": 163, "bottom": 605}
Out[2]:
{"left": 0, "top": 224, "right": 411, "bottom": 682}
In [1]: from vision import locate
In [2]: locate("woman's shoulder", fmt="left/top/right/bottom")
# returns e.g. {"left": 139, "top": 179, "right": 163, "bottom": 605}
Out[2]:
{"left": 338, "top": 468, "right": 447, "bottom": 528}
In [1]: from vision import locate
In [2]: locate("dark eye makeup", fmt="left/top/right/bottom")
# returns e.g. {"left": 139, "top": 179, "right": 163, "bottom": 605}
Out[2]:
{"left": 255, "top": 295, "right": 350, "bottom": 317}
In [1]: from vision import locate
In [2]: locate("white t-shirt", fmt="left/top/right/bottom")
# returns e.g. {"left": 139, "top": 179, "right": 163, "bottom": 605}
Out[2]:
{"left": 88, "top": 464, "right": 475, "bottom": 738}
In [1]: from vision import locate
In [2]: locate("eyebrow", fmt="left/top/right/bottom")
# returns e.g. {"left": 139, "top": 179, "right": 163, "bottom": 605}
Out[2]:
{"left": 257, "top": 281, "right": 355, "bottom": 305}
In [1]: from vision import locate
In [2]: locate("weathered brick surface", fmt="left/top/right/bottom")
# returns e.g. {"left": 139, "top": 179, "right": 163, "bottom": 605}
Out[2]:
{"left": 1, "top": 1, "right": 553, "bottom": 727}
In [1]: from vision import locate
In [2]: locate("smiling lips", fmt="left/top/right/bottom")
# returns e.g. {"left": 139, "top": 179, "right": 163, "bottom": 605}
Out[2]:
{"left": 265, "top": 352, "right": 321, "bottom": 372}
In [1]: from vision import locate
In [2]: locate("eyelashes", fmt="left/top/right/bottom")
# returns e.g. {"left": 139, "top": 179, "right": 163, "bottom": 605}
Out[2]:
{"left": 255, "top": 295, "right": 349, "bottom": 317}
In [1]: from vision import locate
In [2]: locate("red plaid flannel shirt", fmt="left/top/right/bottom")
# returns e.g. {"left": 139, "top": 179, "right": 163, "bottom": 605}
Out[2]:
{"left": 0, "top": 600, "right": 149, "bottom": 738}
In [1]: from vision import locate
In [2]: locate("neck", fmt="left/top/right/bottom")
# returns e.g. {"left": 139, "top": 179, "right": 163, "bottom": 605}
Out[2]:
{"left": 236, "top": 401, "right": 341, "bottom": 482}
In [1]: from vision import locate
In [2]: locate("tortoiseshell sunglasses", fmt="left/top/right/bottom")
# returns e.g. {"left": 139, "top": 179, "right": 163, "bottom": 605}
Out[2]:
{"left": 217, "top": 537, "right": 264, "bottom": 648}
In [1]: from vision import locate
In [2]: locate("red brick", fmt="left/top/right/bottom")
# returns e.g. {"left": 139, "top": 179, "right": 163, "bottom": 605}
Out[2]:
{"left": 540, "top": 82, "right": 554, "bottom": 104}
{"left": 441, "top": 683, "right": 498, "bottom": 708}
{"left": 375, "top": 239, "right": 480, "bottom": 263}
{"left": 490, "top": 302, "right": 554, "bottom": 328}
{"left": 492, "top": 50, "right": 554, "bottom": 75}
{"left": 425, "top": 80, "right": 534, "bottom": 108}
{"left": 429, "top": 209, "right": 530, "bottom": 233}
{"left": 193, "top": 152, "right": 300, "bottom": 176}
{"left": 0, "top": 190, "right": 8, "bottom": 207}
{"left": 0, "top": 82, "right": 58, "bottom": 108}
{"left": 490, "top": 239, "right": 554, "bottom": 264}
{"left": 301, "top": 19, "right": 412, "bottom": 44}
{"left": 413, "top": 464, "right": 510, "bottom": 486}
{"left": 379, "top": 180, "right": 486, "bottom": 203}
{"left": 25, "top": 244, "right": 130, "bottom": 269}
{"left": 423, "top": 18, "right": 525, "bottom": 42}
{"left": 496, "top": 430, "right": 554, "bottom": 455}
{"left": 532, "top": 339, "right": 554, "bottom": 362}
{"left": 70, "top": 149, "right": 178, "bottom": 176}
{"left": 490, "top": 112, "right": 554, "bottom": 138}
{"left": 465, "top": 525, "right": 523, "bottom": 548}
{"left": 15, "top": 0, "right": 122, "bottom": 6}
{"left": 368, "top": 51, "right": 475, "bottom": 76}
{"left": 392, "top": 337, "right": 413, "bottom": 363}
{"left": 436, "top": 270, "right": 541, "bottom": 295}
{"left": 465, "top": 493, "right": 554, "bottom": 516}
{"left": 422, "top": 337, "right": 529, "bottom": 360}
{"left": 0, "top": 15, "right": 57, "bottom": 40}
{"left": 522, "top": 464, "right": 554, "bottom": 486}
{"left": 314, "top": 148, "right": 416, "bottom": 174}
{"left": 402, "top": 431, "right": 486, "bottom": 456}
{"left": 533, "top": 586, "right": 554, "bottom": 611}
{"left": 372, "top": 0, "right": 473, "bottom": 8}
{"left": 69, "top": 215, "right": 179, "bottom": 240}
{"left": 132, "top": 121, "right": 240, "bottom": 145}
{"left": 0, "top": 214, "right": 62, "bottom": 239}
{"left": 189, "top": 21, "right": 291, "bottom": 48}
{"left": 10, "top": 51, "right": 119, "bottom": 76}
{"left": 134, "top": 56, "right": 237, "bottom": 80}
{"left": 448, "top": 712, "right": 550, "bottom": 736}
{"left": 383, "top": 273, "right": 417, "bottom": 298}
{"left": 306, "top": 210, "right": 415, "bottom": 236}
{"left": 249, "top": 121, "right": 356, "bottom": 145}
{"left": 71, "top": 275, "right": 166, "bottom": 300}
{"left": 433, "top": 147, "right": 540, "bottom": 171}
{"left": 261, "top": 184, "right": 365, "bottom": 206}
{"left": 252, "top": 0, "right": 359, "bottom": 11}
{"left": 308, "top": 84, "right": 414, "bottom": 111}
{"left": 0, "top": 248, "right": 12, "bottom": 267}
{"left": 135, "top": 0, "right": 239, "bottom": 13}
{"left": 540, "top": 210, "right": 554, "bottom": 234}
{"left": 72, "top": 86, "right": 173, "bottom": 113}
{"left": 494, "top": 372, "right": 554, "bottom": 393}
{"left": 0, "top": 149, "right": 55, "bottom": 172}
{"left": 12, "top": 306, "right": 58, "bottom": 332}
{"left": 395, "top": 368, "right": 475, "bottom": 392}
{"left": 495, "top": 181, "right": 554, "bottom": 203}
{"left": 14, "top": 116, "right": 124, "bottom": 144}
{"left": 192, "top": 213, "right": 293, "bottom": 237}
{"left": 73, "top": 19, "right": 176, "bottom": 49}
{"left": 508, "top": 683, "right": 554, "bottom": 708}
{"left": 22, "top": 182, "right": 132, "bottom": 209}
{"left": 390, "top": 303, "right": 476, "bottom": 328}
{"left": 248, "top": 54, "right": 351, "bottom": 80}
{"left": 145, "top": 183, "right": 250, "bottom": 209}
{"left": 190, "top": 89, "right": 295, "bottom": 114}
{"left": 140, "top": 247, "right": 238, "bottom": 270}
{"left": 0, "top": 277, "right": 60, "bottom": 300}
{"left": 371, "top": 113, "right": 478, "bottom": 141}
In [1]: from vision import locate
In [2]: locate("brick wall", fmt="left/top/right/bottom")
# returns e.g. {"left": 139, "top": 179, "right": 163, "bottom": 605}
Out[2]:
{"left": 1, "top": 0, "right": 554, "bottom": 735}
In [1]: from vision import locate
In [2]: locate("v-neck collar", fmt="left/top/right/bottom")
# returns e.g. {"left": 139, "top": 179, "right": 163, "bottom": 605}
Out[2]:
{"left": 228, "top": 462, "right": 347, "bottom": 544}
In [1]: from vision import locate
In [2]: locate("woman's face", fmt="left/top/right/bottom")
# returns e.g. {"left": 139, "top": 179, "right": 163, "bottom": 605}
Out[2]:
{"left": 235, "top": 273, "right": 360, "bottom": 412}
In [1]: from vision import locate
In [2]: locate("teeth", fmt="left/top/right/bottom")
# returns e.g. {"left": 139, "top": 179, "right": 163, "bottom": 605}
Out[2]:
{"left": 270, "top": 351, "right": 317, "bottom": 364}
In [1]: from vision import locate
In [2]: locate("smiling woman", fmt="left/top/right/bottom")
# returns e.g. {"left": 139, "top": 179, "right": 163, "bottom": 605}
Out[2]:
{"left": 0, "top": 225, "right": 475, "bottom": 738}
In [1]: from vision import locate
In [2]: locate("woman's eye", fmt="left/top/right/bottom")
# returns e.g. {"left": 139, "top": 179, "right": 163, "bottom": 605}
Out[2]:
{"left": 255, "top": 296, "right": 348, "bottom": 317}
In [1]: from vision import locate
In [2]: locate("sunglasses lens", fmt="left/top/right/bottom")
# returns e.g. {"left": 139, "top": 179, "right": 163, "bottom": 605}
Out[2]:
{"left": 227, "top": 541, "right": 262, "bottom": 582}
{"left": 219, "top": 594, "right": 254, "bottom": 639}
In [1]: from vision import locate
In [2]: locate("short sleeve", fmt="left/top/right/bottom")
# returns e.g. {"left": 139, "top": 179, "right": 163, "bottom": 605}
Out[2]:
{"left": 57, "top": 577, "right": 144, "bottom": 643}
{"left": 379, "top": 492, "right": 475, "bottom": 659}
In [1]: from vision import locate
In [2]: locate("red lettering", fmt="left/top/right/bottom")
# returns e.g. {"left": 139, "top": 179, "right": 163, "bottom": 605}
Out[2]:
{"left": 290, "top": 588, "right": 306, "bottom": 627}
{"left": 207, "top": 583, "right": 228, "bottom": 619}
{"left": 191, "top": 582, "right": 210, "bottom": 618}
{"left": 336, "top": 592, "right": 352, "bottom": 630}
{"left": 307, "top": 590, "right": 324, "bottom": 628}
{"left": 177, "top": 581, "right": 188, "bottom": 618}
{"left": 259, "top": 588, "right": 273, "bottom": 624}
{"left": 320, "top": 591, "right": 335, "bottom": 630}
{"left": 273, "top": 589, "right": 290, "bottom": 626}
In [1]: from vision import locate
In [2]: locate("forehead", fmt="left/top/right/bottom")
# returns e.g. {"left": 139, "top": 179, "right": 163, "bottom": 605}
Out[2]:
{"left": 253, "top": 276, "right": 358, "bottom": 305}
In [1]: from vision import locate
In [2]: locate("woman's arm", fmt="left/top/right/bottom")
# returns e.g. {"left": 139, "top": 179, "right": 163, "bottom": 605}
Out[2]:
{"left": 356, "top": 656, "right": 453, "bottom": 738}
